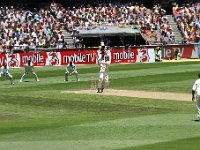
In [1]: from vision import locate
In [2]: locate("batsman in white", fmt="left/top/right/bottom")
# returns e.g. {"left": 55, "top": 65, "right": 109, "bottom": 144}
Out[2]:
{"left": 65, "top": 61, "right": 79, "bottom": 82}
{"left": 0, "top": 61, "right": 14, "bottom": 85}
{"left": 192, "top": 72, "right": 200, "bottom": 120}
{"left": 20, "top": 60, "right": 40, "bottom": 82}
{"left": 97, "top": 55, "right": 110, "bottom": 93}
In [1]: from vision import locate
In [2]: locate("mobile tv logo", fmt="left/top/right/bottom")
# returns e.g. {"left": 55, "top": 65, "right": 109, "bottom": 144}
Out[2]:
{"left": 62, "top": 53, "right": 96, "bottom": 63}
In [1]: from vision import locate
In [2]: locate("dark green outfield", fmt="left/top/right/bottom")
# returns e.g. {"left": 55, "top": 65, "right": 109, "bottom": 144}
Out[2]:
{"left": 0, "top": 61, "right": 199, "bottom": 150}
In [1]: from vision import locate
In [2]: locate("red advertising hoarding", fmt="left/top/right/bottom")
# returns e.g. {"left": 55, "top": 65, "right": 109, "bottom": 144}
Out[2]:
{"left": 162, "top": 45, "right": 197, "bottom": 59}
{"left": 0, "top": 44, "right": 198, "bottom": 68}
{"left": 19, "top": 52, "right": 48, "bottom": 67}
{"left": 0, "top": 54, "right": 7, "bottom": 66}
{"left": 60, "top": 50, "right": 98, "bottom": 65}
{"left": 111, "top": 48, "right": 138, "bottom": 63}
{"left": 111, "top": 48, "right": 155, "bottom": 63}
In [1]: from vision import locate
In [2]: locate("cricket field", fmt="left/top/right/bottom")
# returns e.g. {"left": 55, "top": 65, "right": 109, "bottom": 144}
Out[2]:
{"left": 0, "top": 61, "right": 200, "bottom": 150}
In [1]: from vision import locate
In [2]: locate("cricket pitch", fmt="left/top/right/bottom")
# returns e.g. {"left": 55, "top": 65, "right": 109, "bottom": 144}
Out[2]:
{"left": 61, "top": 89, "right": 191, "bottom": 102}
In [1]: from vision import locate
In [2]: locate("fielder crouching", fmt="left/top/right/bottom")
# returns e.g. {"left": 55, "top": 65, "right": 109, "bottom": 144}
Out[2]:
{"left": 97, "top": 55, "right": 110, "bottom": 93}
{"left": 65, "top": 61, "right": 79, "bottom": 82}
{"left": 20, "top": 60, "right": 40, "bottom": 82}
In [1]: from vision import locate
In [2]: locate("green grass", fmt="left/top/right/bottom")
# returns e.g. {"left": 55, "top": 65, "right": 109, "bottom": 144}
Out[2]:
{"left": 0, "top": 61, "right": 199, "bottom": 150}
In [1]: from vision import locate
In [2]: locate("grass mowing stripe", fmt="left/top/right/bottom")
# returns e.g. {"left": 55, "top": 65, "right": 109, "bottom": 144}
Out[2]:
{"left": 0, "top": 90, "right": 194, "bottom": 112}
{"left": 7, "top": 62, "right": 200, "bottom": 80}
{"left": 0, "top": 95, "right": 176, "bottom": 114}
{"left": 0, "top": 136, "right": 198, "bottom": 150}
{"left": 118, "top": 136, "right": 200, "bottom": 150}
{"left": 109, "top": 63, "right": 200, "bottom": 80}
{"left": 0, "top": 114, "right": 199, "bottom": 150}
{"left": 1, "top": 70, "right": 197, "bottom": 92}
{"left": 0, "top": 140, "right": 160, "bottom": 150}
{"left": 10, "top": 61, "right": 199, "bottom": 74}
{"left": 140, "top": 79, "right": 194, "bottom": 93}
{"left": 110, "top": 71, "right": 196, "bottom": 92}
{"left": 109, "top": 61, "right": 200, "bottom": 71}
{"left": 1, "top": 114, "right": 198, "bottom": 140}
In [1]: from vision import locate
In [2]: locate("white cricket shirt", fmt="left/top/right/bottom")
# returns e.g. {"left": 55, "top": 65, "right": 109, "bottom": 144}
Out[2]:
{"left": 192, "top": 78, "right": 200, "bottom": 96}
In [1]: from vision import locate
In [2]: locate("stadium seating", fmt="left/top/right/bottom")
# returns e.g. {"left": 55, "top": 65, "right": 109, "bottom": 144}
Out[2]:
{"left": 0, "top": 1, "right": 199, "bottom": 53}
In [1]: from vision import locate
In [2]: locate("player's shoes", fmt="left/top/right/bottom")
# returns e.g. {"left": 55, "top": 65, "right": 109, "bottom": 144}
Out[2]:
{"left": 97, "top": 88, "right": 103, "bottom": 93}
{"left": 198, "top": 116, "right": 200, "bottom": 121}
{"left": 20, "top": 80, "right": 22, "bottom": 82}
{"left": 36, "top": 79, "right": 40, "bottom": 82}
{"left": 11, "top": 82, "right": 14, "bottom": 85}
{"left": 77, "top": 79, "right": 80, "bottom": 82}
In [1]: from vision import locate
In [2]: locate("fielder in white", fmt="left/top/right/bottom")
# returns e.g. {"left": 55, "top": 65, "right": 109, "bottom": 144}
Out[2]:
{"left": 97, "top": 55, "right": 110, "bottom": 93}
{"left": 0, "top": 62, "right": 14, "bottom": 85}
{"left": 192, "top": 73, "right": 200, "bottom": 120}
{"left": 65, "top": 61, "right": 79, "bottom": 82}
{"left": 20, "top": 60, "right": 40, "bottom": 82}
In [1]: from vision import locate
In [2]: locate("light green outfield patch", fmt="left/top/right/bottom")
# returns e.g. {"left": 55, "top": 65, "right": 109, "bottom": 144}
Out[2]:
{"left": 0, "top": 114, "right": 199, "bottom": 150}
{"left": 110, "top": 64, "right": 200, "bottom": 79}
{"left": 137, "top": 79, "right": 194, "bottom": 93}
{"left": 0, "top": 114, "right": 198, "bottom": 140}
{"left": 0, "top": 140, "right": 160, "bottom": 150}
{"left": 76, "top": 113, "right": 196, "bottom": 127}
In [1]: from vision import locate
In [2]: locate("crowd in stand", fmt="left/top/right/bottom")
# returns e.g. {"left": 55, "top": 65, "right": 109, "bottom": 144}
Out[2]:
{"left": 0, "top": 2, "right": 66, "bottom": 53}
{"left": 173, "top": 2, "right": 200, "bottom": 43}
{"left": 0, "top": 1, "right": 199, "bottom": 53}
{"left": 139, "top": 3, "right": 172, "bottom": 44}
{"left": 61, "top": 2, "right": 172, "bottom": 45}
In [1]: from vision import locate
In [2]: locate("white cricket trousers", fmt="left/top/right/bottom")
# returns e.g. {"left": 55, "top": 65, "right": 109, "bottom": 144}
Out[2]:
{"left": 196, "top": 95, "right": 200, "bottom": 119}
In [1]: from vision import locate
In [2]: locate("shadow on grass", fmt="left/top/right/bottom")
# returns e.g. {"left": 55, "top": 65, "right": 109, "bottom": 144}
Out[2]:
{"left": 193, "top": 119, "right": 200, "bottom": 122}
{"left": 4, "top": 83, "right": 13, "bottom": 85}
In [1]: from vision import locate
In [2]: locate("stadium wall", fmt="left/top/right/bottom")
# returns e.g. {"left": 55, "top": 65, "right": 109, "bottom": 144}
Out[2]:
{"left": 0, "top": 44, "right": 199, "bottom": 67}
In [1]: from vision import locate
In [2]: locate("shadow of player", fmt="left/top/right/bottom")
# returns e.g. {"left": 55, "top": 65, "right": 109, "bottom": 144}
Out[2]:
{"left": 193, "top": 119, "right": 200, "bottom": 122}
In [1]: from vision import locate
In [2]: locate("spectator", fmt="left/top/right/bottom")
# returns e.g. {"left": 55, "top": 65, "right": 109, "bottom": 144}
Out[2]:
{"left": 0, "top": 3, "right": 66, "bottom": 53}
{"left": 173, "top": 2, "right": 200, "bottom": 43}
